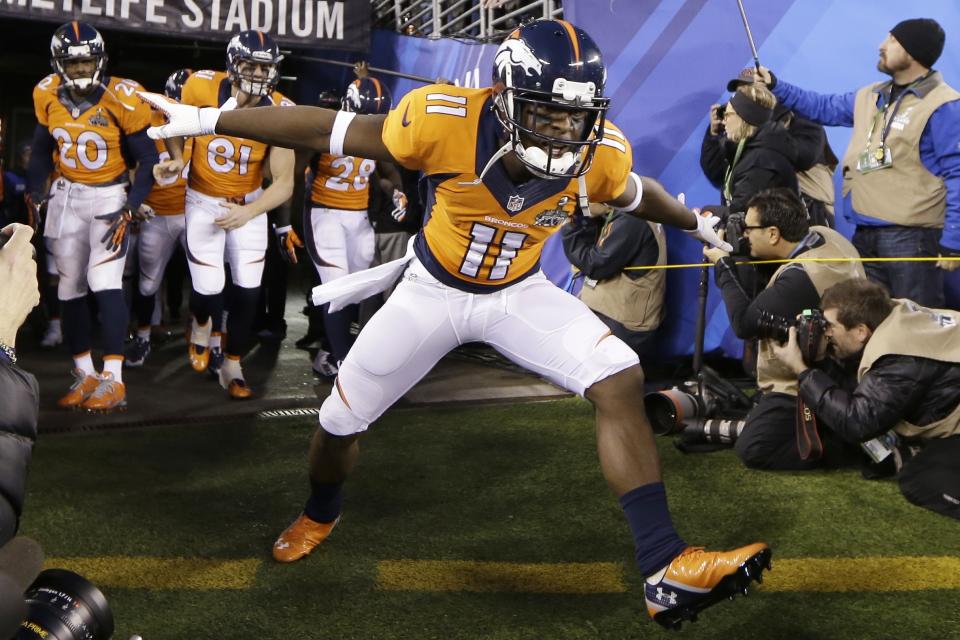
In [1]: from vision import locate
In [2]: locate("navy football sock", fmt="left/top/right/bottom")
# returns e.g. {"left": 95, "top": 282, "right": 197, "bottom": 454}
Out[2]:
{"left": 94, "top": 289, "right": 128, "bottom": 357}
{"left": 304, "top": 480, "right": 343, "bottom": 524}
{"left": 60, "top": 296, "right": 92, "bottom": 355}
{"left": 133, "top": 289, "right": 155, "bottom": 329}
{"left": 619, "top": 482, "right": 688, "bottom": 577}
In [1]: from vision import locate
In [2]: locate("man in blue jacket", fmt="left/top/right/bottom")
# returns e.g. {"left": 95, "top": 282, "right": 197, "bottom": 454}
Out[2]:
{"left": 757, "top": 18, "right": 960, "bottom": 307}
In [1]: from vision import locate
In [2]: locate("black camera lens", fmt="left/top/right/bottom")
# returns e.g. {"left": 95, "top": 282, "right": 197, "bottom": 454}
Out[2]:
{"left": 644, "top": 389, "right": 703, "bottom": 436}
{"left": 15, "top": 569, "right": 114, "bottom": 640}
{"left": 716, "top": 105, "right": 726, "bottom": 119}
{"left": 756, "top": 310, "right": 793, "bottom": 343}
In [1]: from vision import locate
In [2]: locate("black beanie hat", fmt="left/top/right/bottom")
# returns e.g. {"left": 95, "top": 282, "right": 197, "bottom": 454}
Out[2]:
{"left": 890, "top": 18, "right": 945, "bottom": 69}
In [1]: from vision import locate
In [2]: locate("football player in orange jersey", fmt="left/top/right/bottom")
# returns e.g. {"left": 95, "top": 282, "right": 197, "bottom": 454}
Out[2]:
{"left": 125, "top": 69, "right": 194, "bottom": 367}
{"left": 166, "top": 31, "right": 297, "bottom": 399}
{"left": 141, "top": 19, "right": 770, "bottom": 628}
{"left": 28, "top": 21, "right": 157, "bottom": 412}
{"left": 305, "top": 75, "right": 405, "bottom": 376}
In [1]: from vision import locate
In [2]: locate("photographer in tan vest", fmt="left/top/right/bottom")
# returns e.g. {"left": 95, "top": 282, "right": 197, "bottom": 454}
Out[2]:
{"left": 704, "top": 189, "right": 864, "bottom": 470}
{"left": 775, "top": 279, "right": 960, "bottom": 520}
{"left": 561, "top": 202, "right": 667, "bottom": 362}
{"left": 755, "top": 18, "right": 960, "bottom": 308}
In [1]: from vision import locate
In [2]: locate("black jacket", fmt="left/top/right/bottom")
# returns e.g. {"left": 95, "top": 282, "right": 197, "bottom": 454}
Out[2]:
{"left": 700, "top": 121, "right": 799, "bottom": 214}
{"left": 561, "top": 211, "right": 660, "bottom": 281}
{"left": 0, "top": 360, "right": 38, "bottom": 522}
{"left": 799, "top": 354, "right": 960, "bottom": 443}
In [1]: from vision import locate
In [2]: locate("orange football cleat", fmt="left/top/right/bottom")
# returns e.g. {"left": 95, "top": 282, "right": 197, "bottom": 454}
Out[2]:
{"left": 272, "top": 513, "right": 340, "bottom": 563}
{"left": 188, "top": 318, "right": 212, "bottom": 372}
{"left": 188, "top": 342, "right": 209, "bottom": 373}
{"left": 57, "top": 369, "right": 101, "bottom": 409}
{"left": 645, "top": 543, "right": 771, "bottom": 630}
{"left": 79, "top": 373, "right": 127, "bottom": 413}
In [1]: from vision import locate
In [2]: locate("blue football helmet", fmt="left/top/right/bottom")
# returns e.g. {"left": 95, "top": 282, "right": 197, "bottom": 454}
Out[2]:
{"left": 492, "top": 19, "right": 609, "bottom": 179}
{"left": 342, "top": 78, "right": 392, "bottom": 115}
{"left": 226, "top": 30, "right": 283, "bottom": 97}
{"left": 164, "top": 68, "right": 192, "bottom": 101}
{"left": 50, "top": 21, "right": 107, "bottom": 92}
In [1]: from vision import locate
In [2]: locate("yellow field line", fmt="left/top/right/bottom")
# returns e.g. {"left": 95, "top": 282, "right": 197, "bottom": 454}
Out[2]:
{"left": 39, "top": 556, "right": 960, "bottom": 593}
{"left": 759, "top": 557, "right": 960, "bottom": 592}
{"left": 44, "top": 557, "right": 262, "bottom": 590}
{"left": 377, "top": 560, "right": 627, "bottom": 593}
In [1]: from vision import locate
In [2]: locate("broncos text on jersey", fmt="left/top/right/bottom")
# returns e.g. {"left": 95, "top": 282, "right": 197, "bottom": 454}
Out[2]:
{"left": 180, "top": 69, "right": 294, "bottom": 199}
{"left": 33, "top": 73, "right": 152, "bottom": 186}
{"left": 310, "top": 153, "right": 377, "bottom": 211}
{"left": 381, "top": 84, "right": 631, "bottom": 292}
{"left": 144, "top": 110, "right": 193, "bottom": 216}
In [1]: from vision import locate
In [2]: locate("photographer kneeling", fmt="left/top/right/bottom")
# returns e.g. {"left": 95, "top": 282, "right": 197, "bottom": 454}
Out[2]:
{"left": 775, "top": 279, "right": 960, "bottom": 520}
{"left": 703, "top": 189, "right": 863, "bottom": 470}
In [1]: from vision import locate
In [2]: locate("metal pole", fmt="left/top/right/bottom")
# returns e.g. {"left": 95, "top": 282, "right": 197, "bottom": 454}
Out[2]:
{"left": 735, "top": 0, "right": 762, "bottom": 72}
{"left": 299, "top": 56, "right": 436, "bottom": 84}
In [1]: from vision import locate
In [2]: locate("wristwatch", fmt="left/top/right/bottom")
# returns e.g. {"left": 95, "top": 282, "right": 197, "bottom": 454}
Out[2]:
{"left": 0, "top": 341, "right": 16, "bottom": 365}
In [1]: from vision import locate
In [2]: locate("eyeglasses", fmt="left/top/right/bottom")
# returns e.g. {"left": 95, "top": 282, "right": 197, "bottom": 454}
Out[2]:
{"left": 741, "top": 224, "right": 770, "bottom": 235}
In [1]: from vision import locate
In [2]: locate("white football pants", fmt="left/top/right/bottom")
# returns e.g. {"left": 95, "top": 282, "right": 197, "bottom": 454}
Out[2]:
{"left": 318, "top": 258, "right": 640, "bottom": 436}
{"left": 184, "top": 187, "right": 267, "bottom": 295}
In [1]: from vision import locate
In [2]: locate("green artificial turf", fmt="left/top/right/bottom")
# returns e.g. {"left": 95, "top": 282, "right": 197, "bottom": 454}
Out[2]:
{"left": 19, "top": 398, "right": 960, "bottom": 639}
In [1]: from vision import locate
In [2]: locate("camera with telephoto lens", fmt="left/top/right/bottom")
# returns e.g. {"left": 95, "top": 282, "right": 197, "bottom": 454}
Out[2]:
{"left": 644, "top": 366, "right": 753, "bottom": 437}
{"left": 13, "top": 569, "right": 114, "bottom": 640}
{"left": 756, "top": 308, "right": 828, "bottom": 366}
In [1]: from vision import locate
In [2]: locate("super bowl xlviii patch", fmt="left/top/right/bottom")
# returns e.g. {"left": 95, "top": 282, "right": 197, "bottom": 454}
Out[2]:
{"left": 88, "top": 108, "right": 109, "bottom": 127}
{"left": 506, "top": 194, "right": 525, "bottom": 212}
{"left": 534, "top": 209, "right": 568, "bottom": 227}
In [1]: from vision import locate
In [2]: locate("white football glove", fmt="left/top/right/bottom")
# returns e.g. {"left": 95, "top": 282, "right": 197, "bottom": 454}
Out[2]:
{"left": 390, "top": 189, "right": 408, "bottom": 223}
{"left": 686, "top": 210, "right": 733, "bottom": 252}
{"left": 137, "top": 91, "right": 221, "bottom": 140}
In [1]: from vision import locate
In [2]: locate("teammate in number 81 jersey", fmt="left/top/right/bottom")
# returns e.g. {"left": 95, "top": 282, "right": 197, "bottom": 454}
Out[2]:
{"left": 181, "top": 69, "right": 294, "bottom": 199}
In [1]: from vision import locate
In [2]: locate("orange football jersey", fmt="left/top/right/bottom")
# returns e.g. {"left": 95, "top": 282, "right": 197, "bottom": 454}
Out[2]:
{"left": 144, "top": 110, "right": 193, "bottom": 216}
{"left": 310, "top": 153, "right": 377, "bottom": 210}
{"left": 181, "top": 70, "right": 294, "bottom": 199}
{"left": 382, "top": 85, "right": 631, "bottom": 291}
{"left": 32, "top": 73, "right": 152, "bottom": 186}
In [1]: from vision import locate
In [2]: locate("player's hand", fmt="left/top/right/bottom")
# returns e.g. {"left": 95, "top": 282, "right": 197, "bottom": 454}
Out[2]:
{"left": 687, "top": 208, "right": 732, "bottom": 252}
{"left": 390, "top": 189, "right": 408, "bottom": 223}
{"left": 353, "top": 61, "right": 369, "bottom": 79}
{"left": 96, "top": 207, "right": 135, "bottom": 252}
{"left": 936, "top": 254, "right": 960, "bottom": 272}
{"left": 216, "top": 202, "right": 261, "bottom": 230}
{"left": 274, "top": 225, "right": 303, "bottom": 264}
{"left": 153, "top": 158, "right": 184, "bottom": 182}
{"left": 137, "top": 91, "right": 221, "bottom": 139}
{"left": 24, "top": 193, "right": 47, "bottom": 233}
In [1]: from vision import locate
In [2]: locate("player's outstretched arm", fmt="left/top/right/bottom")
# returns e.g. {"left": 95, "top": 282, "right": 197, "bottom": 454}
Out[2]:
{"left": 137, "top": 91, "right": 396, "bottom": 164}
{"left": 606, "top": 173, "right": 732, "bottom": 251}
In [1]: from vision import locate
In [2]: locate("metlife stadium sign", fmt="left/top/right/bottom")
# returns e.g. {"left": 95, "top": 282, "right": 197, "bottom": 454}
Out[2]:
{"left": 0, "top": 0, "right": 370, "bottom": 51}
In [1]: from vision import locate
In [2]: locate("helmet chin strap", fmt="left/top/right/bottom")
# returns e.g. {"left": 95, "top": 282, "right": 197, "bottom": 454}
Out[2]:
{"left": 457, "top": 140, "right": 513, "bottom": 186}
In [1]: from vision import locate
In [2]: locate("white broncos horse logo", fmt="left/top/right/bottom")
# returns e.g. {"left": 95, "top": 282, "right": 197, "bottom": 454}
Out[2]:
{"left": 345, "top": 82, "right": 362, "bottom": 110}
{"left": 495, "top": 38, "right": 543, "bottom": 79}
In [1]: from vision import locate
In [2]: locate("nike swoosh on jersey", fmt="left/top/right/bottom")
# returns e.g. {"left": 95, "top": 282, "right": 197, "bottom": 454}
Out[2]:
{"left": 401, "top": 104, "right": 412, "bottom": 127}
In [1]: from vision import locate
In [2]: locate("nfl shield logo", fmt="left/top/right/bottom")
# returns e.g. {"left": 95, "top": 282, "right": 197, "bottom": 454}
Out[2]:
{"left": 506, "top": 195, "right": 525, "bottom": 212}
